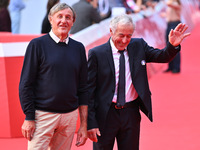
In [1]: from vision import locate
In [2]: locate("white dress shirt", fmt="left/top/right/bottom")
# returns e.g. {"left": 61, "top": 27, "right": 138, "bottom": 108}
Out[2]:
{"left": 49, "top": 30, "right": 69, "bottom": 44}
{"left": 110, "top": 39, "right": 138, "bottom": 103}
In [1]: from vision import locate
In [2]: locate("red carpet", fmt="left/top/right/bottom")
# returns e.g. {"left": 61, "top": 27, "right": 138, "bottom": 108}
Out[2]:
{"left": 140, "top": 22, "right": 200, "bottom": 150}
{"left": 1, "top": 23, "right": 200, "bottom": 150}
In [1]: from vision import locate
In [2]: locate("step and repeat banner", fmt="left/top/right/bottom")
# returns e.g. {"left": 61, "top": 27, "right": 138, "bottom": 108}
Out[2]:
{"left": 0, "top": 0, "right": 199, "bottom": 138}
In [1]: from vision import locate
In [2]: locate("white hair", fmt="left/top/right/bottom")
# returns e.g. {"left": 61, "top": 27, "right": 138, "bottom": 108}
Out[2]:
{"left": 109, "top": 14, "right": 135, "bottom": 33}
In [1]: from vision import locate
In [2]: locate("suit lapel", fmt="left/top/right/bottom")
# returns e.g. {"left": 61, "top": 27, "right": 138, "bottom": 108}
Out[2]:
{"left": 105, "top": 41, "right": 115, "bottom": 76}
{"left": 127, "top": 43, "right": 136, "bottom": 76}
{"left": 127, "top": 40, "right": 142, "bottom": 79}
{"left": 104, "top": 39, "right": 140, "bottom": 79}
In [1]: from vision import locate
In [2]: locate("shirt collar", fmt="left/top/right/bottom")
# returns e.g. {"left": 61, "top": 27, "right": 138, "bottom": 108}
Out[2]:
{"left": 110, "top": 38, "right": 127, "bottom": 53}
{"left": 49, "top": 30, "right": 69, "bottom": 44}
{"left": 110, "top": 39, "right": 118, "bottom": 54}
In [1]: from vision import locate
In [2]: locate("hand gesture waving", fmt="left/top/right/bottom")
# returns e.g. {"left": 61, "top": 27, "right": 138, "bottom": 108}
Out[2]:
{"left": 169, "top": 23, "right": 191, "bottom": 46}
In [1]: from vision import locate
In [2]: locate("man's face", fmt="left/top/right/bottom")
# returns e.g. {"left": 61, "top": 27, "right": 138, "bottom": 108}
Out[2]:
{"left": 49, "top": 8, "right": 74, "bottom": 39}
{"left": 110, "top": 23, "right": 134, "bottom": 50}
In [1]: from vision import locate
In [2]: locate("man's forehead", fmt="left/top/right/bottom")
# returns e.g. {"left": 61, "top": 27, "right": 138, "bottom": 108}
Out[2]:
{"left": 53, "top": 8, "right": 73, "bottom": 15}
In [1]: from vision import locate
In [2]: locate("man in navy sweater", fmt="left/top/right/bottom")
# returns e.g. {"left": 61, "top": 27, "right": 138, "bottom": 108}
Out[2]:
{"left": 19, "top": 3, "right": 88, "bottom": 149}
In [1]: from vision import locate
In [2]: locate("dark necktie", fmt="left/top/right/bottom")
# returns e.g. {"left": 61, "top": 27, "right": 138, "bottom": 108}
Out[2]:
{"left": 117, "top": 50, "right": 125, "bottom": 106}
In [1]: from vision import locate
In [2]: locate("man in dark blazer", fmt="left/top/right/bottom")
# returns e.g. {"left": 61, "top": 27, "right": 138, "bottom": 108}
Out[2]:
{"left": 87, "top": 14, "right": 190, "bottom": 150}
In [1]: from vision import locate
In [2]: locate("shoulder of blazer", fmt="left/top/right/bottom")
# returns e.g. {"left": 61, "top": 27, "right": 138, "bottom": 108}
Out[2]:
{"left": 127, "top": 38, "right": 147, "bottom": 49}
{"left": 129, "top": 38, "right": 145, "bottom": 45}
{"left": 89, "top": 40, "right": 111, "bottom": 53}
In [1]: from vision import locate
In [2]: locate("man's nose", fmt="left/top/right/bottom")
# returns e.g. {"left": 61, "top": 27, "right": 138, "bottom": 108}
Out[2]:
{"left": 122, "top": 37, "right": 128, "bottom": 43}
{"left": 61, "top": 17, "right": 67, "bottom": 22}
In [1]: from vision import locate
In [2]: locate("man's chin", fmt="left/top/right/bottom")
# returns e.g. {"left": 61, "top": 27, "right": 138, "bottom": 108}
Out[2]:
{"left": 60, "top": 30, "right": 69, "bottom": 36}
{"left": 118, "top": 47, "right": 126, "bottom": 50}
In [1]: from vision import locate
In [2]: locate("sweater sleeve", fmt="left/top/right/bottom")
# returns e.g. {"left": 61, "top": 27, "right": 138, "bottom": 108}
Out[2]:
{"left": 77, "top": 43, "right": 88, "bottom": 106}
{"left": 19, "top": 40, "right": 39, "bottom": 120}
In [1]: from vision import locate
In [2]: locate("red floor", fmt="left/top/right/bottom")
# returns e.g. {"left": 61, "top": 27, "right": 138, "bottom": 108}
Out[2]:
{"left": 140, "top": 22, "right": 200, "bottom": 150}
{"left": 1, "top": 23, "right": 200, "bottom": 150}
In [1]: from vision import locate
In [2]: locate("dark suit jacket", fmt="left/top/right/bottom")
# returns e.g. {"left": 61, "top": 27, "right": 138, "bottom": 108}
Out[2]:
{"left": 0, "top": 8, "right": 11, "bottom": 32}
{"left": 41, "top": 13, "right": 51, "bottom": 34}
{"left": 87, "top": 38, "right": 180, "bottom": 132}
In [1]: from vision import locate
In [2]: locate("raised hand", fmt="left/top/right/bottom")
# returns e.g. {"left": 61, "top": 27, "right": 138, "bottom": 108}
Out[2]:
{"left": 169, "top": 23, "right": 191, "bottom": 46}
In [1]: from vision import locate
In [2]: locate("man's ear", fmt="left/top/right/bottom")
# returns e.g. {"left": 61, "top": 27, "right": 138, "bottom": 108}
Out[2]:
{"left": 110, "top": 28, "right": 113, "bottom": 35}
{"left": 48, "top": 16, "right": 52, "bottom": 25}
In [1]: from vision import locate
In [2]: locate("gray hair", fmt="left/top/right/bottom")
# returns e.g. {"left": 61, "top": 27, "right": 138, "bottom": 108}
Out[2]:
{"left": 109, "top": 14, "right": 135, "bottom": 33}
{"left": 48, "top": 3, "right": 76, "bottom": 22}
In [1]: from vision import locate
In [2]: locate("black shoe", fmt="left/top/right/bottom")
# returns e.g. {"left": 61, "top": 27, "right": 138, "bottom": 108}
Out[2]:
{"left": 164, "top": 68, "right": 171, "bottom": 73}
{"left": 172, "top": 69, "right": 180, "bottom": 73}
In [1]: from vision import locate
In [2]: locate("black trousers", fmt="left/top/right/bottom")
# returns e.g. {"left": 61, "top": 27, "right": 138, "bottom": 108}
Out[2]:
{"left": 166, "top": 21, "right": 181, "bottom": 71}
{"left": 93, "top": 100, "right": 141, "bottom": 150}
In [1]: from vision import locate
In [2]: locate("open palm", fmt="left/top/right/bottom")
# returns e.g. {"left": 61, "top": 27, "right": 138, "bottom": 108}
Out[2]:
{"left": 169, "top": 23, "right": 191, "bottom": 46}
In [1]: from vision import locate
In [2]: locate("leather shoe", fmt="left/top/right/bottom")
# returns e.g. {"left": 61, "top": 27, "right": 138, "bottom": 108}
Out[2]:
{"left": 164, "top": 68, "right": 171, "bottom": 73}
{"left": 172, "top": 69, "right": 180, "bottom": 73}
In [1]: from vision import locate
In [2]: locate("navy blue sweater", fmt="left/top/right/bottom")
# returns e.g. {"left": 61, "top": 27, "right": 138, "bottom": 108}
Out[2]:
{"left": 19, "top": 34, "right": 88, "bottom": 120}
